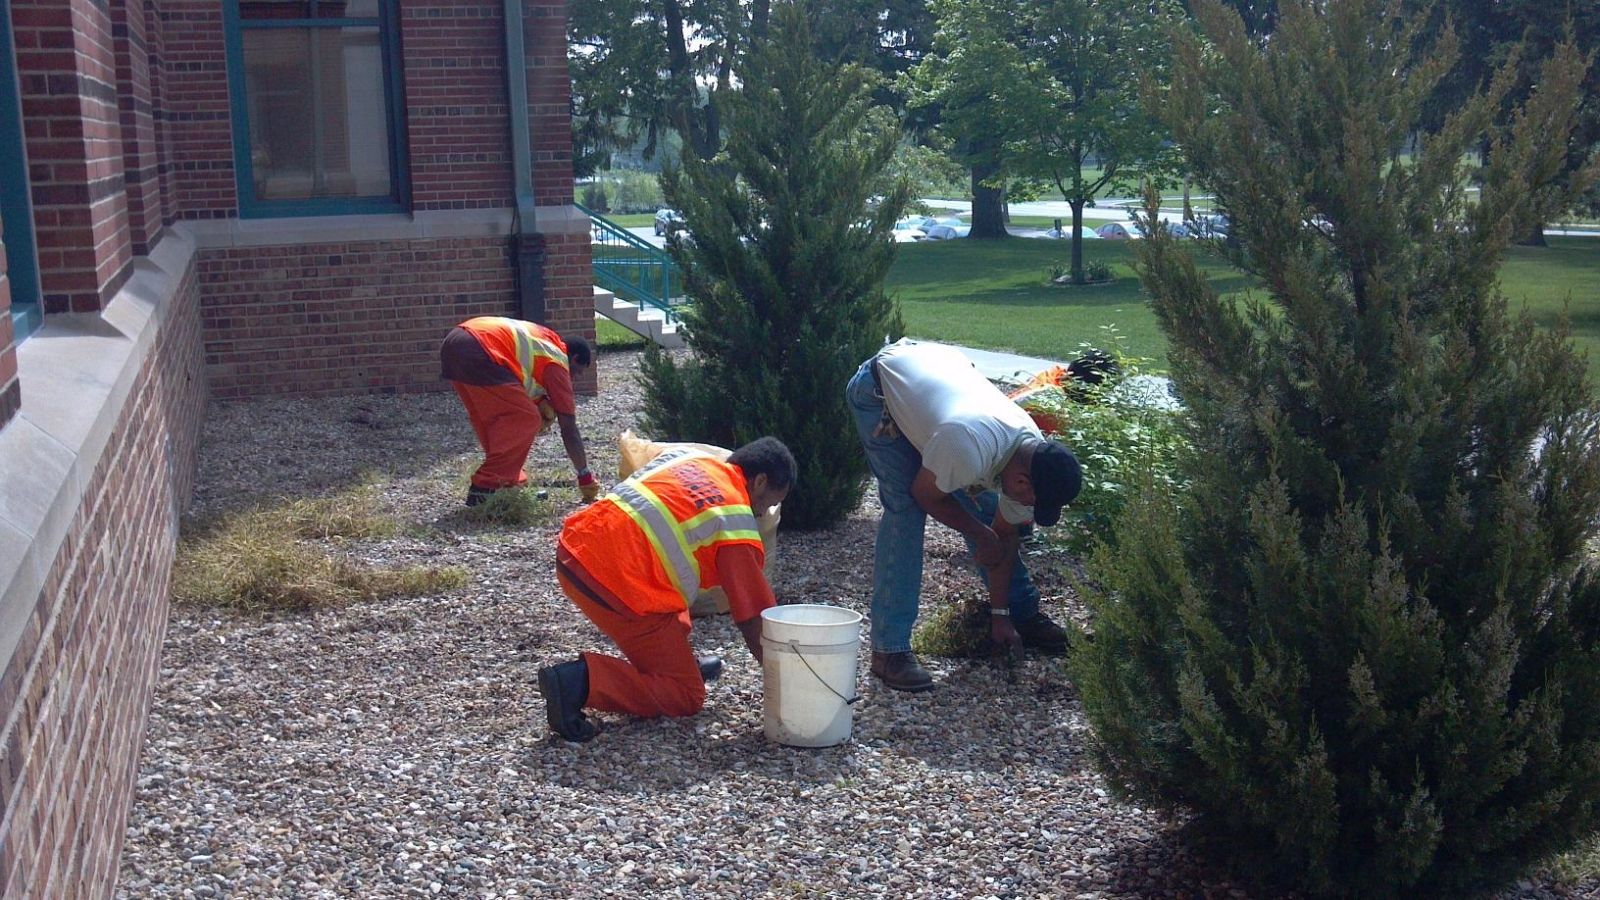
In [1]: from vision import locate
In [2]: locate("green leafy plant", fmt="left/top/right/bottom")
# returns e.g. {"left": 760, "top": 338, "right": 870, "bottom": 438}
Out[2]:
{"left": 1030, "top": 329, "right": 1190, "bottom": 554}
{"left": 1082, "top": 260, "right": 1114, "bottom": 283}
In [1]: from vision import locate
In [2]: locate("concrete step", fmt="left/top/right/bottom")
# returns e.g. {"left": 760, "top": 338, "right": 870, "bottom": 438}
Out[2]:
{"left": 593, "top": 285, "right": 685, "bottom": 349}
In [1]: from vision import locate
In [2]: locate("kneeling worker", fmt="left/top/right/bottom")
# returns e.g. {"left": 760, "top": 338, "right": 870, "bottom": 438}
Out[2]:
{"left": 439, "top": 316, "right": 598, "bottom": 506}
{"left": 538, "top": 437, "right": 797, "bottom": 742}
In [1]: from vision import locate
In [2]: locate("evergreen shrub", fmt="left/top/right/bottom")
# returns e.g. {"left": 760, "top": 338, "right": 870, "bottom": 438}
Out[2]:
{"left": 1071, "top": 1, "right": 1600, "bottom": 895}
{"left": 639, "top": 0, "right": 910, "bottom": 529}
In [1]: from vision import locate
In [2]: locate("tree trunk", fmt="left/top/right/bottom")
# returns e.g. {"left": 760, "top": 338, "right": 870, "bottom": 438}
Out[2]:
{"left": 969, "top": 159, "right": 1007, "bottom": 239}
{"left": 1518, "top": 222, "right": 1549, "bottom": 247}
{"left": 662, "top": 0, "right": 717, "bottom": 160}
{"left": 1070, "top": 199, "right": 1086, "bottom": 284}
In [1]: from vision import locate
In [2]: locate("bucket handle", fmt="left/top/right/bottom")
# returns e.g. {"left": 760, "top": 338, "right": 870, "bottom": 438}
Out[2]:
{"left": 784, "top": 639, "right": 860, "bottom": 706}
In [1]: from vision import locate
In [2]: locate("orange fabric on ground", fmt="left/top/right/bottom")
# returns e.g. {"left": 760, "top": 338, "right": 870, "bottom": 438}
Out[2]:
{"left": 452, "top": 381, "right": 542, "bottom": 489}
{"left": 556, "top": 549, "right": 706, "bottom": 718}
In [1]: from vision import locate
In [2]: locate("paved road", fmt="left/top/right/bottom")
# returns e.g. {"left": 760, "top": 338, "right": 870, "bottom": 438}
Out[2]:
{"left": 624, "top": 212, "right": 1598, "bottom": 248}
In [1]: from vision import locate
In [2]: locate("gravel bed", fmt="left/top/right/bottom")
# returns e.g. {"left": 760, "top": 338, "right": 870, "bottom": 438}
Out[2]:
{"left": 118, "top": 350, "right": 1594, "bottom": 899}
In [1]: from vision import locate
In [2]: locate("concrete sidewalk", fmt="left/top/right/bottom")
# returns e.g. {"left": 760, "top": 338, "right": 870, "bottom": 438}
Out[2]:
{"left": 936, "top": 340, "right": 1184, "bottom": 411}
{"left": 932, "top": 341, "right": 1063, "bottom": 382}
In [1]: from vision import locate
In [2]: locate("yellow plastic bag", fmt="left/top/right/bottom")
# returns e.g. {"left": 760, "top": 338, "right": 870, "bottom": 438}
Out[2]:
{"left": 617, "top": 430, "right": 782, "bottom": 616}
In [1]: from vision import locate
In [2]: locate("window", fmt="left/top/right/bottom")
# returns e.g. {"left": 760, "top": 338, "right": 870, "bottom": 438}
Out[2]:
{"left": 0, "top": 0, "right": 40, "bottom": 340}
{"left": 224, "top": 0, "right": 408, "bottom": 217}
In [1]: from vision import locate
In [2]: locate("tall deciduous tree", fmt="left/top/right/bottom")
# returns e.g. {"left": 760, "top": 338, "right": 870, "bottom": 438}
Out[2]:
{"left": 639, "top": 1, "right": 910, "bottom": 530}
{"left": 569, "top": 0, "right": 937, "bottom": 169}
{"left": 1072, "top": 0, "right": 1600, "bottom": 895}
{"left": 910, "top": 0, "right": 1181, "bottom": 277}
{"left": 569, "top": 0, "right": 748, "bottom": 165}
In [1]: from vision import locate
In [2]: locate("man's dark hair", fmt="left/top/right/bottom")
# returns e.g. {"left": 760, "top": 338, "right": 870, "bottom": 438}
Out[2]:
{"left": 567, "top": 336, "right": 593, "bottom": 368}
{"left": 728, "top": 436, "right": 797, "bottom": 491}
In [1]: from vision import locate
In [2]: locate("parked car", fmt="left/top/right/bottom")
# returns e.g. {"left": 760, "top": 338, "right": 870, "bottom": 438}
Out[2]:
{"left": 1094, "top": 221, "right": 1140, "bottom": 240}
{"left": 653, "top": 208, "right": 685, "bottom": 236}
{"left": 922, "top": 223, "right": 971, "bottom": 241}
{"left": 1045, "top": 225, "right": 1101, "bottom": 239}
{"left": 1193, "top": 214, "right": 1230, "bottom": 238}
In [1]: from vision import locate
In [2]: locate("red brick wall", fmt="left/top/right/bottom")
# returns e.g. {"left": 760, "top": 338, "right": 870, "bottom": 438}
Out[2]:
{"left": 187, "top": 0, "right": 597, "bottom": 400}
{"left": 401, "top": 2, "right": 514, "bottom": 210}
{"left": 199, "top": 236, "right": 517, "bottom": 399}
{"left": 527, "top": 0, "right": 573, "bottom": 208}
{"left": 0, "top": 264, "right": 206, "bottom": 899}
{"left": 113, "top": 0, "right": 165, "bottom": 253}
{"left": 158, "top": 0, "right": 233, "bottom": 219}
{"left": 144, "top": 0, "right": 179, "bottom": 226}
{"left": 11, "top": 0, "right": 134, "bottom": 313}
{"left": 524, "top": 0, "right": 593, "bottom": 393}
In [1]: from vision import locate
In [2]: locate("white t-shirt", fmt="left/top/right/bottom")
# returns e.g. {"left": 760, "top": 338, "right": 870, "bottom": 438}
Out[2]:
{"left": 874, "top": 340, "right": 1041, "bottom": 525}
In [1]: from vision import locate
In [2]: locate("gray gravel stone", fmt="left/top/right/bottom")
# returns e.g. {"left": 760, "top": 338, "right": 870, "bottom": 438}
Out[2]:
{"left": 115, "top": 350, "right": 1596, "bottom": 899}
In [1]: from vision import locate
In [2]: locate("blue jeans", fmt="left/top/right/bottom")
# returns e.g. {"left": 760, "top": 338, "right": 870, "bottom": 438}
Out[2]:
{"left": 846, "top": 358, "right": 1041, "bottom": 653}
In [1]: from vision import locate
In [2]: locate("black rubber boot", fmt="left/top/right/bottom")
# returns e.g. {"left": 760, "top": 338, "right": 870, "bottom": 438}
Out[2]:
{"left": 697, "top": 654, "right": 724, "bottom": 682}
{"left": 537, "top": 658, "right": 598, "bottom": 742}
{"left": 870, "top": 651, "right": 935, "bottom": 693}
{"left": 465, "top": 485, "right": 496, "bottom": 507}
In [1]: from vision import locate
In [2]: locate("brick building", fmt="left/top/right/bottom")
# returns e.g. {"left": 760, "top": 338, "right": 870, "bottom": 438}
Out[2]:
{"left": 0, "top": 0, "right": 592, "bottom": 895}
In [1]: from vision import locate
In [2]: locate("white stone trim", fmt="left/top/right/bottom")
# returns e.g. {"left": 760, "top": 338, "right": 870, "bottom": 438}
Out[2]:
{"left": 0, "top": 228, "right": 197, "bottom": 672}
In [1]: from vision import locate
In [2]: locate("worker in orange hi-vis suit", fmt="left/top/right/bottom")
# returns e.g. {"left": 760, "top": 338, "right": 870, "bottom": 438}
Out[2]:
{"left": 537, "top": 437, "right": 797, "bottom": 743}
{"left": 439, "top": 316, "right": 598, "bottom": 506}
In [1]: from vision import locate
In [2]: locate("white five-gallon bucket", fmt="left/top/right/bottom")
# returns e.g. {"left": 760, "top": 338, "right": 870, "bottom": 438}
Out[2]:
{"left": 760, "top": 604, "right": 863, "bottom": 747}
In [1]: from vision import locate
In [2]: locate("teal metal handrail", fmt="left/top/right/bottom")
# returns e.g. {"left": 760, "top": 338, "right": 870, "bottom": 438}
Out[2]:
{"left": 577, "top": 202, "right": 681, "bottom": 323}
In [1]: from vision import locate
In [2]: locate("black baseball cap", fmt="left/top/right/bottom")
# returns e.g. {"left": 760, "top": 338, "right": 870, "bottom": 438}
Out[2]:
{"left": 1031, "top": 441, "right": 1082, "bottom": 527}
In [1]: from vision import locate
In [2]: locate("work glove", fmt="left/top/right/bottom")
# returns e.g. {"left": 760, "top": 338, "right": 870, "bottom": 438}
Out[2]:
{"left": 577, "top": 470, "right": 602, "bottom": 502}
{"left": 539, "top": 400, "right": 558, "bottom": 424}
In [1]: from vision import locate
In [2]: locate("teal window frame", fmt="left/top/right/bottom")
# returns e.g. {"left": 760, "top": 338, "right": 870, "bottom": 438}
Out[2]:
{"left": 0, "top": 0, "right": 40, "bottom": 341}
{"left": 222, "top": 0, "right": 410, "bottom": 218}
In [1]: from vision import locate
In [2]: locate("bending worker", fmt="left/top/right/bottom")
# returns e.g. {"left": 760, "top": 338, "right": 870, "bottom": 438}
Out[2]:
{"left": 439, "top": 316, "right": 598, "bottom": 506}
{"left": 538, "top": 437, "right": 797, "bottom": 742}
{"left": 847, "top": 339, "right": 1084, "bottom": 692}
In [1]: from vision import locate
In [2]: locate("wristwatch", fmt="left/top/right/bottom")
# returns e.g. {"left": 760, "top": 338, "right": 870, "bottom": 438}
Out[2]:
{"left": 989, "top": 607, "right": 1011, "bottom": 617}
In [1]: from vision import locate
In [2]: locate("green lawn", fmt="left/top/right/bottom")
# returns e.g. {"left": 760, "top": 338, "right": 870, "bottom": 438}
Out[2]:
{"left": 1501, "top": 237, "right": 1600, "bottom": 375}
{"left": 887, "top": 236, "right": 1600, "bottom": 380}
{"left": 601, "top": 213, "right": 656, "bottom": 228}
{"left": 595, "top": 316, "right": 648, "bottom": 350}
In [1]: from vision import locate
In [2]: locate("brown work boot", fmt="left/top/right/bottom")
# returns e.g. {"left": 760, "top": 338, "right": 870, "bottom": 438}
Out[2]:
{"left": 1014, "top": 612, "right": 1069, "bottom": 657}
{"left": 870, "top": 651, "right": 935, "bottom": 693}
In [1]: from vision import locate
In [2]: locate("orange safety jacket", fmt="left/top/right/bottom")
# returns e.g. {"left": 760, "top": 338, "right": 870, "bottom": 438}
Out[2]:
{"left": 560, "top": 448, "right": 766, "bottom": 616}
{"left": 458, "top": 317, "right": 570, "bottom": 402}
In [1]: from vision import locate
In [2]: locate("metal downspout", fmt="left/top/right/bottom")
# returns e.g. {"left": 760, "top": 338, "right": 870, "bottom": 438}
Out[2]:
{"left": 504, "top": 0, "right": 545, "bottom": 321}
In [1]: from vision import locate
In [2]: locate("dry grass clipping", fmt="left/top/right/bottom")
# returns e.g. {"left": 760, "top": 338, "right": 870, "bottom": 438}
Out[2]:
{"left": 173, "top": 490, "right": 467, "bottom": 613}
{"left": 460, "top": 486, "right": 556, "bottom": 528}
{"left": 912, "top": 594, "right": 994, "bottom": 658}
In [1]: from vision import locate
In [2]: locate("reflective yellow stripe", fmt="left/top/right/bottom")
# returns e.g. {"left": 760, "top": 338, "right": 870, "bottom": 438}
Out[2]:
{"left": 680, "top": 506, "right": 760, "bottom": 547}
{"left": 607, "top": 480, "right": 700, "bottom": 601}
{"left": 512, "top": 325, "right": 568, "bottom": 399}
